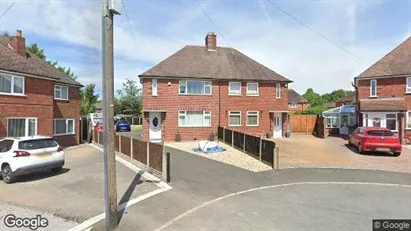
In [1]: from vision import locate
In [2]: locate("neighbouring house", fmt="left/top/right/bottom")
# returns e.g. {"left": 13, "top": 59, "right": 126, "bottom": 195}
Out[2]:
{"left": 139, "top": 32, "right": 293, "bottom": 142}
{"left": 96, "top": 102, "right": 103, "bottom": 113}
{"left": 288, "top": 89, "right": 308, "bottom": 111}
{"left": 336, "top": 91, "right": 356, "bottom": 107}
{"left": 0, "top": 30, "right": 83, "bottom": 147}
{"left": 322, "top": 102, "right": 336, "bottom": 110}
{"left": 354, "top": 37, "right": 411, "bottom": 144}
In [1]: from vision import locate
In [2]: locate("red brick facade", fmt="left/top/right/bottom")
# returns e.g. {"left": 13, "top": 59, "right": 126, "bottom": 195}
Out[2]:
{"left": 142, "top": 78, "right": 289, "bottom": 141}
{"left": 288, "top": 102, "right": 308, "bottom": 112}
{"left": 0, "top": 74, "right": 81, "bottom": 147}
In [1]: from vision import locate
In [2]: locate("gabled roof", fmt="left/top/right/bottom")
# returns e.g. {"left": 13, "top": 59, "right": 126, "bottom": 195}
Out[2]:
{"left": 323, "top": 102, "right": 336, "bottom": 108}
{"left": 0, "top": 36, "right": 82, "bottom": 86}
{"left": 337, "top": 91, "right": 356, "bottom": 103}
{"left": 288, "top": 89, "right": 307, "bottom": 103}
{"left": 356, "top": 37, "right": 411, "bottom": 79}
{"left": 139, "top": 45, "right": 292, "bottom": 82}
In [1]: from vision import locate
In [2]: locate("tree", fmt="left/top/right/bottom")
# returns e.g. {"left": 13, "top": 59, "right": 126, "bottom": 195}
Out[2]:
{"left": 302, "top": 88, "right": 324, "bottom": 107}
{"left": 322, "top": 89, "right": 350, "bottom": 103}
{"left": 27, "top": 43, "right": 46, "bottom": 60}
{"left": 80, "top": 84, "right": 99, "bottom": 115}
{"left": 1, "top": 31, "right": 10, "bottom": 37}
{"left": 116, "top": 79, "right": 142, "bottom": 116}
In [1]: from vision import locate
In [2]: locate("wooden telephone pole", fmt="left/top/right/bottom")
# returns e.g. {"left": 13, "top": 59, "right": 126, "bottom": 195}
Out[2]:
{"left": 102, "top": 0, "right": 121, "bottom": 229}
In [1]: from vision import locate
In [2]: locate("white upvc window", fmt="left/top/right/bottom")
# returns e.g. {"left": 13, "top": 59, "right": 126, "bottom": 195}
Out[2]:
{"left": 288, "top": 103, "right": 298, "bottom": 108}
{"left": 229, "top": 82, "right": 241, "bottom": 95}
{"left": 370, "top": 79, "right": 377, "bottom": 97}
{"left": 54, "top": 85, "right": 69, "bottom": 100}
{"left": 229, "top": 111, "right": 241, "bottom": 126}
{"left": 407, "top": 112, "right": 411, "bottom": 129}
{"left": 0, "top": 73, "right": 24, "bottom": 95}
{"left": 179, "top": 80, "right": 212, "bottom": 95}
{"left": 276, "top": 83, "right": 281, "bottom": 98}
{"left": 178, "top": 111, "right": 211, "bottom": 127}
{"left": 246, "top": 111, "right": 259, "bottom": 126}
{"left": 7, "top": 118, "right": 37, "bottom": 137}
{"left": 406, "top": 77, "right": 411, "bottom": 93}
{"left": 152, "top": 79, "right": 158, "bottom": 96}
{"left": 54, "top": 119, "right": 75, "bottom": 136}
{"left": 386, "top": 113, "right": 397, "bottom": 131}
{"left": 246, "top": 82, "right": 259, "bottom": 96}
{"left": 325, "top": 116, "right": 338, "bottom": 128}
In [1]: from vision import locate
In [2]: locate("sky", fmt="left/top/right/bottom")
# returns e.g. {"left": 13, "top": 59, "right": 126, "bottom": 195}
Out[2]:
{"left": 0, "top": 0, "right": 410, "bottom": 97}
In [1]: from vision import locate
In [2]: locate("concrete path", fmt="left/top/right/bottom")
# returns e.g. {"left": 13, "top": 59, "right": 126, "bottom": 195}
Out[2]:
{"left": 91, "top": 147, "right": 411, "bottom": 231}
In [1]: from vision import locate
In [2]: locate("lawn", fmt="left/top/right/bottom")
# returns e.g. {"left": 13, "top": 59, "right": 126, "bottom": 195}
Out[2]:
{"left": 131, "top": 125, "right": 142, "bottom": 132}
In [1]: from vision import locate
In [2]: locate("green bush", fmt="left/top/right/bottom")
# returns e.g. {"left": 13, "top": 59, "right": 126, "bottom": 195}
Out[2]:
{"left": 294, "top": 106, "right": 325, "bottom": 115}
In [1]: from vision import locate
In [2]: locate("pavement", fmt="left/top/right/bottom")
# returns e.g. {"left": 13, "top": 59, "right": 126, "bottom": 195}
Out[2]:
{"left": 0, "top": 145, "right": 159, "bottom": 229}
{"left": 90, "top": 146, "right": 411, "bottom": 231}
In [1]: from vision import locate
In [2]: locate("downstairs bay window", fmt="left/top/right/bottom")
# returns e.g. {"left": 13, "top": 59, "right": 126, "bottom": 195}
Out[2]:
{"left": 178, "top": 111, "right": 211, "bottom": 127}
{"left": 54, "top": 119, "right": 75, "bottom": 136}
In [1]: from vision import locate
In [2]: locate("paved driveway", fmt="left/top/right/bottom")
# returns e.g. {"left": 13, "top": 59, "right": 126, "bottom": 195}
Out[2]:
{"left": 0, "top": 145, "right": 159, "bottom": 229}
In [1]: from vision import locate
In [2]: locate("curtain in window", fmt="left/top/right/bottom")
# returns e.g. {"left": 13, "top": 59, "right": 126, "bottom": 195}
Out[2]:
{"left": 247, "top": 115, "right": 258, "bottom": 125}
{"left": 62, "top": 87, "right": 68, "bottom": 99}
{"left": 68, "top": 120, "right": 74, "bottom": 133}
{"left": 187, "top": 81, "right": 203, "bottom": 94}
{"left": 28, "top": 119, "right": 36, "bottom": 136}
{"left": 8, "top": 119, "right": 26, "bottom": 137}
{"left": 186, "top": 111, "right": 204, "bottom": 126}
{"left": 0, "top": 75, "right": 12, "bottom": 93}
{"left": 230, "top": 115, "right": 240, "bottom": 125}
{"left": 55, "top": 120, "right": 67, "bottom": 134}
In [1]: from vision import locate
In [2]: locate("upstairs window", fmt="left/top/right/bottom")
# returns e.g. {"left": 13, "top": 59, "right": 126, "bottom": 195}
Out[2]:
{"left": 179, "top": 80, "right": 211, "bottom": 95}
{"left": 407, "top": 77, "right": 411, "bottom": 93}
{"left": 246, "top": 83, "right": 259, "bottom": 96}
{"left": 276, "top": 83, "right": 281, "bottom": 98}
{"left": 152, "top": 79, "right": 158, "bottom": 96}
{"left": 370, "top": 79, "right": 377, "bottom": 97}
{"left": 0, "top": 73, "right": 24, "bottom": 95}
{"left": 229, "top": 82, "right": 241, "bottom": 95}
{"left": 289, "top": 103, "right": 298, "bottom": 108}
{"left": 55, "top": 85, "right": 69, "bottom": 100}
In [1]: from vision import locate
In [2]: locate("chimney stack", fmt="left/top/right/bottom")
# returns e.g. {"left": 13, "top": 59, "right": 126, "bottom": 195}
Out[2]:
{"left": 9, "top": 30, "right": 26, "bottom": 57}
{"left": 205, "top": 32, "right": 217, "bottom": 51}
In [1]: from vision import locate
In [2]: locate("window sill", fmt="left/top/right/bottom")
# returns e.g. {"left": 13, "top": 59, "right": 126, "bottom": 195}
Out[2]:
{"left": 54, "top": 98, "right": 69, "bottom": 101}
{"left": 177, "top": 126, "right": 212, "bottom": 128}
{"left": 228, "top": 94, "right": 242, "bottom": 96}
{"left": 179, "top": 94, "right": 213, "bottom": 96}
{"left": 54, "top": 133, "right": 75, "bottom": 137}
{"left": 275, "top": 97, "right": 281, "bottom": 99}
{"left": 246, "top": 125, "right": 259, "bottom": 127}
{"left": 405, "top": 92, "right": 411, "bottom": 95}
{"left": 246, "top": 94, "right": 259, "bottom": 97}
{"left": 0, "top": 93, "right": 26, "bottom": 97}
{"left": 228, "top": 125, "right": 241, "bottom": 127}
{"left": 369, "top": 96, "right": 378, "bottom": 98}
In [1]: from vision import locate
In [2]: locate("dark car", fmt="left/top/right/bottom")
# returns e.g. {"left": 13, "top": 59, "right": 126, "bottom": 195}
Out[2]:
{"left": 348, "top": 127, "right": 401, "bottom": 156}
{"left": 116, "top": 120, "right": 131, "bottom": 132}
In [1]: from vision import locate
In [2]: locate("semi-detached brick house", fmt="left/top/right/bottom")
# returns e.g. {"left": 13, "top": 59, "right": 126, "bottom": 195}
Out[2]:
{"left": 139, "top": 32, "right": 293, "bottom": 142}
{"left": 288, "top": 89, "right": 308, "bottom": 112}
{"left": 0, "top": 30, "right": 83, "bottom": 147}
{"left": 354, "top": 37, "right": 411, "bottom": 144}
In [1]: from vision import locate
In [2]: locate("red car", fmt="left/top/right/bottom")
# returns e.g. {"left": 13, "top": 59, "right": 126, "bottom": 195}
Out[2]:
{"left": 348, "top": 127, "right": 401, "bottom": 156}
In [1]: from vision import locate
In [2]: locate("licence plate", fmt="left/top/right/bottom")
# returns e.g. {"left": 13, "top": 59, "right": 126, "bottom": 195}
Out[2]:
{"left": 36, "top": 152, "right": 52, "bottom": 158}
{"left": 376, "top": 148, "right": 390, "bottom": 152}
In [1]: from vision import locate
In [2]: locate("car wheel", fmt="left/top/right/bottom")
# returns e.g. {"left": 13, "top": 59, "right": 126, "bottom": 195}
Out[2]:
{"left": 393, "top": 152, "right": 401, "bottom": 157}
{"left": 347, "top": 139, "right": 352, "bottom": 146}
{"left": 51, "top": 167, "right": 63, "bottom": 173}
{"left": 2, "top": 164, "right": 16, "bottom": 184}
{"left": 358, "top": 144, "right": 365, "bottom": 154}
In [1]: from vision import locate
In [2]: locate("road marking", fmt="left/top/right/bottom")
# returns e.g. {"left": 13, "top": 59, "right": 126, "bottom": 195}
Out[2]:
{"left": 68, "top": 187, "right": 171, "bottom": 231}
{"left": 156, "top": 181, "right": 411, "bottom": 231}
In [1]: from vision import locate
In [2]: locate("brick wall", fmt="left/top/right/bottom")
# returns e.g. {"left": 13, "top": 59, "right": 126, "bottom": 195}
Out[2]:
{"left": 142, "top": 78, "right": 289, "bottom": 141}
{"left": 288, "top": 102, "right": 308, "bottom": 112}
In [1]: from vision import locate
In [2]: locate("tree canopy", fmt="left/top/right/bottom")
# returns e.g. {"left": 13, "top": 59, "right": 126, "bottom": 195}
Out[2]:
{"left": 295, "top": 88, "right": 354, "bottom": 114}
{"left": 80, "top": 84, "right": 99, "bottom": 115}
{"left": 115, "top": 79, "right": 142, "bottom": 116}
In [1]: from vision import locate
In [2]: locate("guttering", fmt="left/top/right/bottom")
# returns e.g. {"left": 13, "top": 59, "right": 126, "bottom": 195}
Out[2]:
{"left": 0, "top": 69, "right": 58, "bottom": 81}
{"left": 138, "top": 75, "right": 293, "bottom": 83}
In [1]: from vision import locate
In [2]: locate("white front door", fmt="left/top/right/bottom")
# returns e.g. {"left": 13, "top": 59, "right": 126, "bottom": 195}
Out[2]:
{"left": 149, "top": 112, "right": 162, "bottom": 143}
{"left": 273, "top": 113, "right": 282, "bottom": 138}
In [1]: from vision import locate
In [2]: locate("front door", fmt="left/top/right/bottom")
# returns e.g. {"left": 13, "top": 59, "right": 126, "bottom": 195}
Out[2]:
{"left": 149, "top": 112, "right": 162, "bottom": 143}
{"left": 273, "top": 113, "right": 282, "bottom": 138}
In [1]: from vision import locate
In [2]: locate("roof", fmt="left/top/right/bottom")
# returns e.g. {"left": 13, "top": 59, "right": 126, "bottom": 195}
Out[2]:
{"left": 359, "top": 98, "right": 407, "bottom": 111}
{"left": 356, "top": 37, "right": 411, "bottom": 79}
{"left": 288, "top": 89, "right": 307, "bottom": 103}
{"left": 337, "top": 91, "right": 356, "bottom": 103}
{"left": 140, "top": 45, "right": 292, "bottom": 82}
{"left": 0, "top": 36, "right": 82, "bottom": 86}
{"left": 323, "top": 102, "right": 336, "bottom": 108}
{"left": 323, "top": 105, "right": 356, "bottom": 115}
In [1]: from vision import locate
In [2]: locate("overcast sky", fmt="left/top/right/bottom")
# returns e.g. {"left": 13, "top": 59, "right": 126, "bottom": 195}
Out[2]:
{"left": 0, "top": 0, "right": 410, "bottom": 97}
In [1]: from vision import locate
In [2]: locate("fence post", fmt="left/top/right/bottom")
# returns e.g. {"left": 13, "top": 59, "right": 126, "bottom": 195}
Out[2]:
{"left": 162, "top": 146, "right": 170, "bottom": 182}
{"left": 97, "top": 131, "right": 100, "bottom": 145}
{"left": 119, "top": 135, "right": 122, "bottom": 153}
{"left": 259, "top": 136, "right": 262, "bottom": 161}
{"left": 243, "top": 132, "right": 246, "bottom": 153}
{"left": 223, "top": 127, "right": 225, "bottom": 142}
{"left": 146, "top": 141, "right": 150, "bottom": 171}
{"left": 273, "top": 147, "right": 280, "bottom": 170}
{"left": 231, "top": 129, "right": 234, "bottom": 147}
{"left": 130, "top": 138, "right": 134, "bottom": 161}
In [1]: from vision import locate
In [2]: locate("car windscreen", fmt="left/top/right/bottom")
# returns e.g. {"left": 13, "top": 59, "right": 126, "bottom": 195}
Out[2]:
{"left": 367, "top": 130, "right": 394, "bottom": 136}
{"left": 18, "top": 139, "right": 58, "bottom": 150}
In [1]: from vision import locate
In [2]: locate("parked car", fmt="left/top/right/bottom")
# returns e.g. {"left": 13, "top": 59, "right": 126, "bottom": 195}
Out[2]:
{"left": 116, "top": 119, "right": 131, "bottom": 132}
{"left": 348, "top": 127, "right": 401, "bottom": 156}
{"left": 0, "top": 136, "right": 65, "bottom": 183}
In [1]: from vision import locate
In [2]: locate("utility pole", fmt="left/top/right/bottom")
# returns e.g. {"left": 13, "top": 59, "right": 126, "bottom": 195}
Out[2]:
{"left": 102, "top": 0, "right": 121, "bottom": 229}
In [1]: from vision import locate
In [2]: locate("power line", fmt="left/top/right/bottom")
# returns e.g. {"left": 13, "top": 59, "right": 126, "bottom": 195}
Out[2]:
{"left": 264, "top": 0, "right": 370, "bottom": 64}
{"left": 0, "top": 2, "right": 15, "bottom": 20}
{"left": 122, "top": 0, "right": 143, "bottom": 68}
{"left": 194, "top": 0, "right": 232, "bottom": 48}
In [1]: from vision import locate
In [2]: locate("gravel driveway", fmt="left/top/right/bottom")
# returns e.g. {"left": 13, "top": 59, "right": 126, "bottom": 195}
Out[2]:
{"left": 166, "top": 141, "right": 271, "bottom": 172}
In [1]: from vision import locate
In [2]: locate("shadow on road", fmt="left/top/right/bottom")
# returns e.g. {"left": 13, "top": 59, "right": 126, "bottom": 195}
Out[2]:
{"left": 0, "top": 168, "right": 71, "bottom": 183}
{"left": 344, "top": 144, "right": 397, "bottom": 157}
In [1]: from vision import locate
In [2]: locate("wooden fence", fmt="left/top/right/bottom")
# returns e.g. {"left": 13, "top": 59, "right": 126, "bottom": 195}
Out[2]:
{"left": 217, "top": 126, "right": 279, "bottom": 168}
{"left": 289, "top": 114, "right": 320, "bottom": 134}
{"left": 93, "top": 130, "right": 169, "bottom": 182}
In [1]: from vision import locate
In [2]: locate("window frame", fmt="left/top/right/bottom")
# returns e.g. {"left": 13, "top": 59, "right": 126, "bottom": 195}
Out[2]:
{"left": 385, "top": 113, "right": 397, "bottom": 132}
{"left": 246, "top": 82, "right": 259, "bottom": 96}
{"left": 178, "top": 80, "right": 212, "bottom": 95}
{"left": 152, "top": 79, "right": 158, "bottom": 96}
{"left": 407, "top": 111, "right": 411, "bottom": 129}
{"left": 7, "top": 117, "right": 37, "bottom": 137}
{"left": 370, "top": 79, "right": 377, "bottom": 97}
{"left": 276, "top": 83, "right": 281, "bottom": 98}
{"left": 54, "top": 85, "right": 69, "bottom": 100}
{"left": 178, "top": 111, "right": 211, "bottom": 127}
{"left": 228, "top": 111, "right": 241, "bottom": 126}
{"left": 325, "top": 115, "right": 338, "bottom": 128}
{"left": 54, "top": 118, "right": 75, "bottom": 136}
{"left": 228, "top": 82, "right": 242, "bottom": 96}
{"left": 406, "top": 77, "right": 411, "bottom": 93}
{"left": 246, "top": 111, "right": 259, "bottom": 127}
{"left": 0, "top": 73, "right": 25, "bottom": 96}
{"left": 288, "top": 102, "right": 298, "bottom": 108}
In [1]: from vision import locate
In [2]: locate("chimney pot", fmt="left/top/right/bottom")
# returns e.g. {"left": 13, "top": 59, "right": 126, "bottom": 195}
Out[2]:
{"left": 16, "top": 30, "right": 22, "bottom": 37}
{"left": 205, "top": 32, "right": 217, "bottom": 51}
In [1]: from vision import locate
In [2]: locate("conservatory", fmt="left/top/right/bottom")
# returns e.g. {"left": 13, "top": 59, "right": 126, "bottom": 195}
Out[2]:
{"left": 322, "top": 105, "right": 357, "bottom": 135}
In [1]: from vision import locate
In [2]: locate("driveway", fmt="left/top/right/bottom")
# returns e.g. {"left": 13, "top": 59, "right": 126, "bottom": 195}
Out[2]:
{"left": 0, "top": 145, "right": 159, "bottom": 229}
